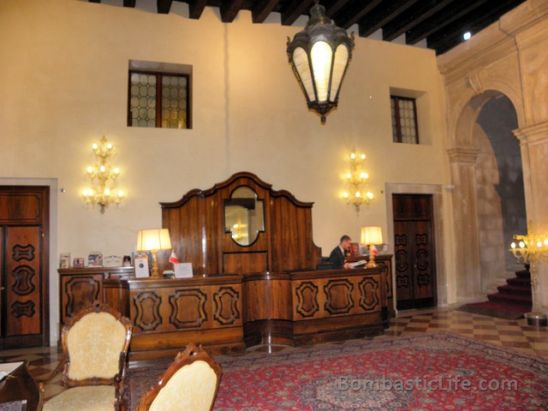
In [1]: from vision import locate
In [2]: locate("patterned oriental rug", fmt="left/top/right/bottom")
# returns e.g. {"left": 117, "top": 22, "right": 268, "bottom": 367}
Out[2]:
{"left": 126, "top": 333, "right": 547, "bottom": 410}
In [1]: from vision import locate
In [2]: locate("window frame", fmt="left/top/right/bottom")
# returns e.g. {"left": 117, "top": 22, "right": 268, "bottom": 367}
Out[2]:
{"left": 127, "top": 69, "right": 192, "bottom": 129}
{"left": 391, "top": 95, "right": 419, "bottom": 144}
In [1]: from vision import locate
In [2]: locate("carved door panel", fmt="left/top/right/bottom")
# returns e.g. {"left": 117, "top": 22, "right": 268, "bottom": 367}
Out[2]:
{"left": 393, "top": 194, "right": 436, "bottom": 310}
{"left": 394, "top": 221, "right": 412, "bottom": 303}
{"left": 0, "top": 186, "right": 49, "bottom": 348}
{"left": 5, "top": 227, "right": 42, "bottom": 337}
{"left": 413, "top": 221, "right": 435, "bottom": 301}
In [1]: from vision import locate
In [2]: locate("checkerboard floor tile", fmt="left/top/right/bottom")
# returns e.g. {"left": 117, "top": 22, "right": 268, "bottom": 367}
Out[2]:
{"left": 0, "top": 309, "right": 546, "bottom": 402}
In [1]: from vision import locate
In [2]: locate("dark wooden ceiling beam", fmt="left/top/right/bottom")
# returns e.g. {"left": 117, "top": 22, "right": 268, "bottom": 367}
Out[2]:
{"left": 325, "top": 0, "right": 352, "bottom": 17}
{"left": 221, "top": 0, "right": 245, "bottom": 22}
{"left": 123, "top": 0, "right": 136, "bottom": 7}
{"left": 382, "top": 0, "right": 455, "bottom": 41}
{"left": 405, "top": 0, "right": 489, "bottom": 44}
{"left": 157, "top": 0, "right": 172, "bottom": 14}
{"left": 188, "top": 0, "right": 208, "bottom": 19}
{"left": 88, "top": 0, "right": 101, "bottom": 3}
{"left": 281, "top": 0, "right": 315, "bottom": 26}
{"left": 252, "top": 0, "right": 279, "bottom": 23}
{"left": 358, "top": 0, "right": 419, "bottom": 38}
{"left": 428, "top": 0, "right": 524, "bottom": 53}
{"left": 335, "top": 0, "right": 382, "bottom": 29}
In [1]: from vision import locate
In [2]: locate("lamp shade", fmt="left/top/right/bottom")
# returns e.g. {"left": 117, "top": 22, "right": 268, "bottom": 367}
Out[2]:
{"left": 136, "top": 228, "right": 172, "bottom": 251}
{"left": 361, "top": 226, "right": 383, "bottom": 245}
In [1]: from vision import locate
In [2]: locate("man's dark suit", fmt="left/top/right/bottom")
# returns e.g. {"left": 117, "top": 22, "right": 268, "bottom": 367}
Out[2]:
{"left": 328, "top": 246, "right": 345, "bottom": 269}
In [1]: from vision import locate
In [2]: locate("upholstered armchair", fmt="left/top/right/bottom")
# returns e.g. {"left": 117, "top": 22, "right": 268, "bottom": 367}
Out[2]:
{"left": 42, "top": 303, "right": 132, "bottom": 411}
{"left": 137, "top": 344, "right": 222, "bottom": 411}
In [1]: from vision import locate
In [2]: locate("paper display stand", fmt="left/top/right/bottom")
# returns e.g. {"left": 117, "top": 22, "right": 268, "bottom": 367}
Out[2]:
{"left": 134, "top": 256, "right": 150, "bottom": 278}
{"left": 174, "top": 263, "right": 193, "bottom": 278}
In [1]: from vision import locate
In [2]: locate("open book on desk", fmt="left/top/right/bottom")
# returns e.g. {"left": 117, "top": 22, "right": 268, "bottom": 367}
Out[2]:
{"left": 348, "top": 260, "right": 367, "bottom": 269}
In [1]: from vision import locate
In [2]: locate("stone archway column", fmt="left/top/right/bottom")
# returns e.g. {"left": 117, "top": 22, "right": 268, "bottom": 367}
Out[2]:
{"left": 514, "top": 121, "right": 548, "bottom": 312}
{"left": 447, "top": 147, "right": 483, "bottom": 301}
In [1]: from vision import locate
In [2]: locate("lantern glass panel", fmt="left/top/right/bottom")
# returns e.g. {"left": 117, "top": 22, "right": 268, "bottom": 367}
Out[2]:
{"left": 292, "top": 47, "right": 315, "bottom": 101}
{"left": 329, "top": 45, "right": 349, "bottom": 102}
{"left": 310, "top": 41, "right": 333, "bottom": 103}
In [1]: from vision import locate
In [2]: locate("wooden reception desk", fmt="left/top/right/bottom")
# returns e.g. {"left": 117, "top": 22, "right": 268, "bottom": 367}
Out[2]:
{"left": 59, "top": 260, "right": 391, "bottom": 360}
{"left": 58, "top": 173, "right": 395, "bottom": 359}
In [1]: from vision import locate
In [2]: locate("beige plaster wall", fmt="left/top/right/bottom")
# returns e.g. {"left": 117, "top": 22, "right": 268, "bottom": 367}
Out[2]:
{"left": 0, "top": 0, "right": 453, "bottom": 341}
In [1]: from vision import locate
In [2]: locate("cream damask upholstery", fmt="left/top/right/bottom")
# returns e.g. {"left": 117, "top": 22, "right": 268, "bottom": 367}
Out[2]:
{"left": 43, "top": 386, "right": 116, "bottom": 411}
{"left": 66, "top": 312, "right": 127, "bottom": 381}
{"left": 149, "top": 361, "right": 219, "bottom": 411}
{"left": 41, "top": 305, "right": 132, "bottom": 411}
{"left": 138, "top": 344, "right": 222, "bottom": 411}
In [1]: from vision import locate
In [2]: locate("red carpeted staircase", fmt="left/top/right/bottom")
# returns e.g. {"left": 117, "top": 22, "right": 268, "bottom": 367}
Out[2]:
{"left": 459, "top": 265, "right": 532, "bottom": 319}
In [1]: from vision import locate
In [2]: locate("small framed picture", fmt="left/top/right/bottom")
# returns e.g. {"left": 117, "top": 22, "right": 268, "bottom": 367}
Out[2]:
{"left": 88, "top": 252, "right": 103, "bottom": 267}
{"left": 73, "top": 257, "right": 85, "bottom": 268}
{"left": 134, "top": 254, "right": 150, "bottom": 278}
{"left": 59, "top": 253, "right": 71, "bottom": 269}
{"left": 122, "top": 255, "right": 132, "bottom": 267}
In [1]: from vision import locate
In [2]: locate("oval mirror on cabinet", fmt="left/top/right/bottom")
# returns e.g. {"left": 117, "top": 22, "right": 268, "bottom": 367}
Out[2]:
{"left": 224, "top": 187, "right": 264, "bottom": 246}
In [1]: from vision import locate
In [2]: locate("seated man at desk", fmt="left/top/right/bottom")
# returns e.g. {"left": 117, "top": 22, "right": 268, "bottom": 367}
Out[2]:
{"left": 328, "top": 235, "right": 352, "bottom": 269}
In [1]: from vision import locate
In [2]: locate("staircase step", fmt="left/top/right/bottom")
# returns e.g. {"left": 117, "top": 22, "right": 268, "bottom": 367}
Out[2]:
{"left": 459, "top": 301, "right": 529, "bottom": 319}
{"left": 488, "top": 292, "right": 532, "bottom": 306}
{"left": 507, "top": 277, "right": 531, "bottom": 287}
{"left": 516, "top": 269, "right": 530, "bottom": 279}
{"left": 497, "top": 284, "right": 532, "bottom": 296}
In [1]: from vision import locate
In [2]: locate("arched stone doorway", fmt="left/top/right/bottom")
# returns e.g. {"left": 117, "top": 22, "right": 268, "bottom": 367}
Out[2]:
{"left": 474, "top": 95, "right": 527, "bottom": 292}
{"left": 438, "top": 1, "right": 547, "bottom": 311}
{"left": 448, "top": 89, "right": 526, "bottom": 302}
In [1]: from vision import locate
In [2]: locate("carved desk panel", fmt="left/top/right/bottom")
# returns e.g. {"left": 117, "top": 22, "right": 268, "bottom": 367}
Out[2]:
{"left": 113, "top": 275, "right": 244, "bottom": 360}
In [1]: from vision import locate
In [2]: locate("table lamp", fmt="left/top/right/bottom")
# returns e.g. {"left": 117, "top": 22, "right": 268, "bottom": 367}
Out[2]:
{"left": 136, "top": 228, "right": 172, "bottom": 278}
{"left": 361, "top": 226, "right": 383, "bottom": 268}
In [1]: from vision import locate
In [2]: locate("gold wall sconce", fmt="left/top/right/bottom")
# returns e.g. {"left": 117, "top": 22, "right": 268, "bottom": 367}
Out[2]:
{"left": 81, "top": 136, "right": 126, "bottom": 213}
{"left": 340, "top": 149, "right": 374, "bottom": 213}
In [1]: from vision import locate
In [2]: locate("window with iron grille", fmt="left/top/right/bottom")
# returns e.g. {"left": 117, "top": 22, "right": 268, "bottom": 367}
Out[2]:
{"left": 128, "top": 70, "right": 191, "bottom": 129}
{"left": 391, "top": 96, "right": 419, "bottom": 144}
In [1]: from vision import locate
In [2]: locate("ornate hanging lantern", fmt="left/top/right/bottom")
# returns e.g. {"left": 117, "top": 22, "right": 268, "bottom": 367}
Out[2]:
{"left": 287, "top": 2, "right": 355, "bottom": 124}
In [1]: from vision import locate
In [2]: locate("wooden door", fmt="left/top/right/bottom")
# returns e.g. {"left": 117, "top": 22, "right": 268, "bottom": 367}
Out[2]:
{"left": 0, "top": 186, "right": 49, "bottom": 348}
{"left": 393, "top": 194, "right": 436, "bottom": 310}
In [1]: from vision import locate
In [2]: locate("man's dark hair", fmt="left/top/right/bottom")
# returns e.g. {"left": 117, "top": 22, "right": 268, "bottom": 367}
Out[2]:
{"left": 340, "top": 235, "right": 351, "bottom": 243}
